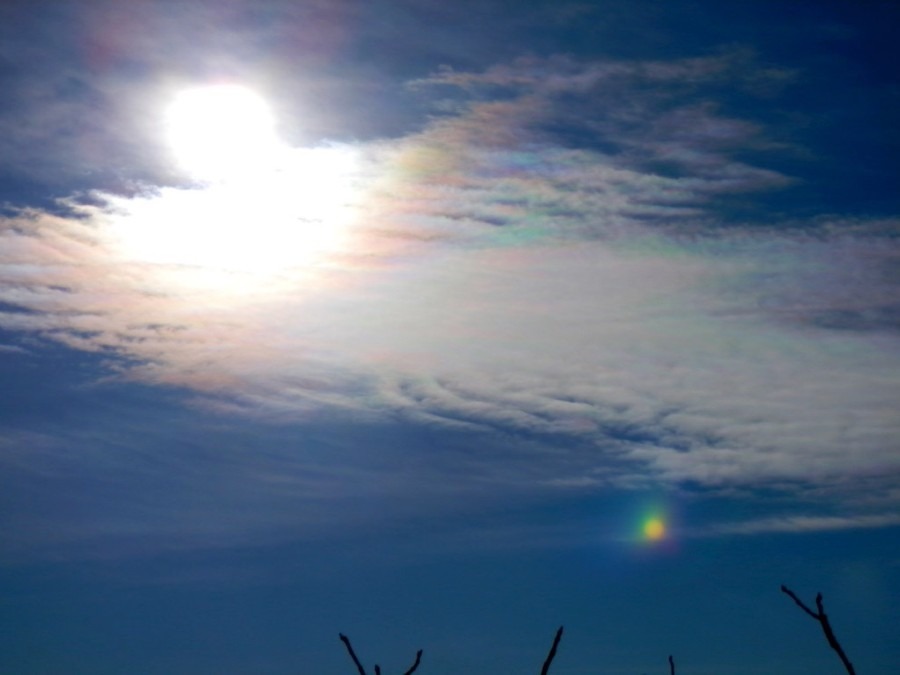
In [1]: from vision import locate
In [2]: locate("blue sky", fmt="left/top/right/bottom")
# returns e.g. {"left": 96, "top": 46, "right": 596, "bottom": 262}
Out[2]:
{"left": 1, "top": 1, "right": 898, "bottom": 673}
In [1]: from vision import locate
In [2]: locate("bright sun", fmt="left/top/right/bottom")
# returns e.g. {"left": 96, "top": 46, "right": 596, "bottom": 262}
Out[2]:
{"left": 165, "top": 84, "right": 281, "bottom": 182}
{"left": 105, "top": 84, "right": 362, "bottom": 288}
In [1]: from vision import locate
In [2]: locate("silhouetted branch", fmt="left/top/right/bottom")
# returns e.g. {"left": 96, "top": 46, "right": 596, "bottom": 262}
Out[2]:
{"left": 402, "top": 650, "right": 423, "bottom": 675}
{"left": 780, "top": 585, "right": 856, "bottom": 675}
{"left": 668, "top": 654, "right": 675, "bottom": 675}
{"left": 339, "top": 633, "right": 423, "bottom": 675}
{"left": 540, "top": 626, "right": 564, "bottom": 675}
{"left": 339, "top": 634, "right": 368, "bottom": 675}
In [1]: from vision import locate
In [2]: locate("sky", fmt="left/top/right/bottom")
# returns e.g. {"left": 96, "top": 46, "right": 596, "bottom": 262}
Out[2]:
{"left": 1, "top": 1, "right": 898, "bottom": 673}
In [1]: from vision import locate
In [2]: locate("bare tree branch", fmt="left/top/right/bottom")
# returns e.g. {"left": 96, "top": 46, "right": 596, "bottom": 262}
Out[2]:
{"left": 402, "top": 650, "right": 423, "bottom": 675}
{"left": 339, "top": 634, "right": 368, "bottom": 675}
{"left": 540, "top": 626, "right": 564, "bottom": 675}
{"left": 780, "top": 585, "right": 856, "bottom": 675}
{"left": 668, "top": 654, "right": 675, "bottom": 675}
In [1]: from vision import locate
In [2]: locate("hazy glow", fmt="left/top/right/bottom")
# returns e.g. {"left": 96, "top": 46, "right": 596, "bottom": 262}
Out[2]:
{"left": 165, "top": 84, "right": 281, "bottom": 182}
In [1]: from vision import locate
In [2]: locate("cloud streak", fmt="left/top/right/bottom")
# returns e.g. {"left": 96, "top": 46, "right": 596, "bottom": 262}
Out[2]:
{"left": 695, "top": 513, "right": 900, "bottom": 537}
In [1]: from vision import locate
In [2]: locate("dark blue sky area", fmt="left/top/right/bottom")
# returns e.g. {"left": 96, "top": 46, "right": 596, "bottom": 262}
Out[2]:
{"left": 3, "top": 524, "right": 899, "bottom": 674}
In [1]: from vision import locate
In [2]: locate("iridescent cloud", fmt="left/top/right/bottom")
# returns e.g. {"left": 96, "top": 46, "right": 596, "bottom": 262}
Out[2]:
{"left": 1, "top": 52, "right": 898, "bottom": 528}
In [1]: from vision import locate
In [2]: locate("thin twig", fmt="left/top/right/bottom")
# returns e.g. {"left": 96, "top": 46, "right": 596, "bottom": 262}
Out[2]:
{"left": 339, "top": 634, "right": 368, "bottom": 675}
{"left": 402, "top": 650, "right": 424, "bottom": 675}
{"left": 780, "top": 585, "right": 856, "bottom": 675}
{"left": 668, "top": 654, "right": 675, "bottom": 675}
{"left": 540, "top": 626, "right": 564, "bottom": 675}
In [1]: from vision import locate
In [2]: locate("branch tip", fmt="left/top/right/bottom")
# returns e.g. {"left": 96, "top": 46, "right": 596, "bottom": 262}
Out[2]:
{"left": 539, "top": 626, "right": 564, "bottom": 675}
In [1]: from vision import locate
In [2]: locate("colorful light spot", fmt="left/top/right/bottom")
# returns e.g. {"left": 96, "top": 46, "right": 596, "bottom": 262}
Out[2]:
{"left": 643, "top": 517, "right": 666, "bottom": 541}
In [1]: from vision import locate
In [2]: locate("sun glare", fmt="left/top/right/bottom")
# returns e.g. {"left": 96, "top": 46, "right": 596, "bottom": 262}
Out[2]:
{"left": 165, "top": 84, "right": 281, "bottom": 182}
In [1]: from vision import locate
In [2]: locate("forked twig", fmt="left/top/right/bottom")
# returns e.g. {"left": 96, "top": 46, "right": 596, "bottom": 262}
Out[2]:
{"left": 540, "top": 626, "right": 564, "bottom": 675}
{"left": 781, "top": 585, "right": 856, "bottom": 675}
{"left": 339, "top": 633, "right": 423, "bottom": 675}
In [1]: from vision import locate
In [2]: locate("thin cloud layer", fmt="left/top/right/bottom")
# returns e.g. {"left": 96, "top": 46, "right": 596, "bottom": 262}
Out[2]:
{"left": 1, "top": 53, "right": 899, "bottom": 547}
